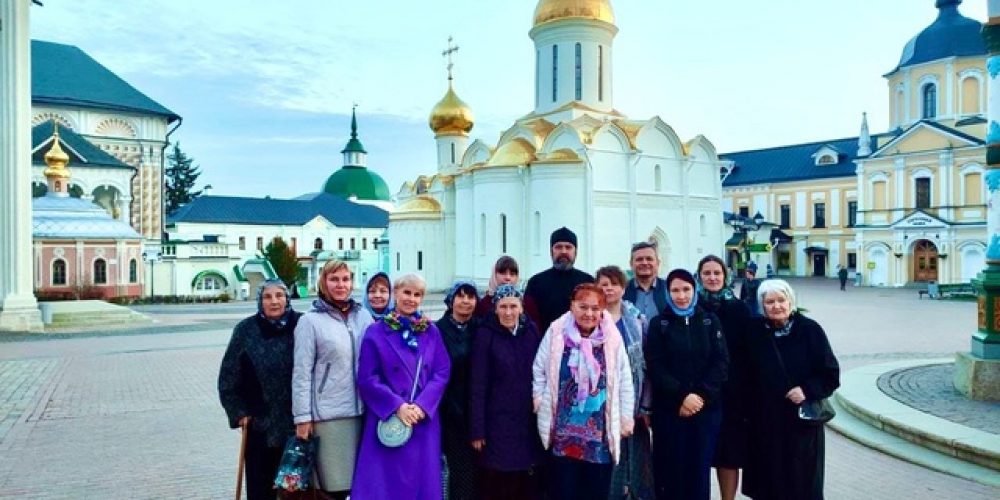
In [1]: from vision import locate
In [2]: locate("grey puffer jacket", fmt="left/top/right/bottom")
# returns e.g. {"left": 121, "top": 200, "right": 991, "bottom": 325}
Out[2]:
{"left": 292, "top": 299, "right": 373, "bottom": 424}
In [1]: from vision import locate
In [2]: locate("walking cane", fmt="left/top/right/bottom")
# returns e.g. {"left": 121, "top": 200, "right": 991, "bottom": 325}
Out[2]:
{"left": 235, "top": 421, "right": 248, "bottom": 500}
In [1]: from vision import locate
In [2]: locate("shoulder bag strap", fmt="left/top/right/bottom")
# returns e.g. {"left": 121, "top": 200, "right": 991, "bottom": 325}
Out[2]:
{"left": 408, "top": 355, "right": 424, "bottom": 403}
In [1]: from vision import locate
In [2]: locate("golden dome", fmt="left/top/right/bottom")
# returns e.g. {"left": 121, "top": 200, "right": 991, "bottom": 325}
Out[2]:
{"left": 487, "top": 138, "right": 536, "bottom": 167}
{"left": 390, "top": 196, "right": 443, "bottom": 221}
{"left": 429, "top": 82, "right": 474, "bottom": 136}
{"left": 533, "top": 0, "right": 615, "bottom": 27}
{"left": 43, "top": 124, "right": 70, "bottom": 179}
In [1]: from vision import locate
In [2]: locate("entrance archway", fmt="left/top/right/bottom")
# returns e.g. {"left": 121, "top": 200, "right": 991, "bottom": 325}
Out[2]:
{"left": 912, "top": 239, "right": 939, "bottom": 282}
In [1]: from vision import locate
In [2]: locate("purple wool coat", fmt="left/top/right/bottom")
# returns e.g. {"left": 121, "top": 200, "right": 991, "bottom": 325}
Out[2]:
{"left": 351, "top": 319, "right": 451, "bottom": 500}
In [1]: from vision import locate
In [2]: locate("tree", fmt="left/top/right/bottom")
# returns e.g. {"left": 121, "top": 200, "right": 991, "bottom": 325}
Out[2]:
{"left": 165, "top": 142, "right": 203, "bottom": 215}
{"left": 265, "top": 237, "right": 300, "bottom": 288}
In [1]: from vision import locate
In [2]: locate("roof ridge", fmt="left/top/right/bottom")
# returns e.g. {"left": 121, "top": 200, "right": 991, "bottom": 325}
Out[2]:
{"left": 721, "top": 134, "right": 884, "bottom": 156}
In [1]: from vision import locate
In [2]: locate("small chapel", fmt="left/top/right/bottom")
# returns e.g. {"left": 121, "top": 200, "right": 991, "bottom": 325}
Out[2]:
{"left": 389, "top": 0, "right": 727, "bottom": 290}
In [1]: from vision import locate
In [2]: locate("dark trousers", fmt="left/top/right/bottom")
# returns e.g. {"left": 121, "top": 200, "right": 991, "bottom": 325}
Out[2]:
{"left": 245, "top": 430, "right": 283, "bottom": 500}
{"left": 549, "top": 455, "right": 613, "bottom": 500}
{"left": 479, "top": 466, "right": 543, "bottom": 500}
{"left": 839, "top": 277, "right": 847, "bottom": 290}
{"left": 652, "top": 407, "right": 722, "bottom": 500}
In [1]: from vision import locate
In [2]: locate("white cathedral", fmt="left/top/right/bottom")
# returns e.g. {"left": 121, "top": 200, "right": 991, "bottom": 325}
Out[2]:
{"left": 389, "top": 0, "right": 727, "bottom": 290}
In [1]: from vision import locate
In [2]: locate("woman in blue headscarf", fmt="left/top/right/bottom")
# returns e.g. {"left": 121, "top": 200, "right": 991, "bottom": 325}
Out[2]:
{"left": 218, "top": 279, "right": 301, "bottom": 500}
{"left": 645, "top": 269, "right": 729, "bottom": 500}
{"left": 363, "top": 271, "right": 393, "bottom": 321}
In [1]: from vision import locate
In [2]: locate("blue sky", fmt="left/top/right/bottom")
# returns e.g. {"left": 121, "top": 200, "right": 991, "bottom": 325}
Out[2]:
{"left": 29, "top": 0, "right": 988, "bottom": 199}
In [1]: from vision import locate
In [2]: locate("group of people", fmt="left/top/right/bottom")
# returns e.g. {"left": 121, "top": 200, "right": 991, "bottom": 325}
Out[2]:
{"left": 218, "top": 227, "right": 841, "bottom": 500}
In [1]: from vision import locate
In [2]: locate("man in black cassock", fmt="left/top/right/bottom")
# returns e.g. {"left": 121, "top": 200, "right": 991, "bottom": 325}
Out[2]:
{"left": 523, "top": 227, "right": 594, "bottom": 334}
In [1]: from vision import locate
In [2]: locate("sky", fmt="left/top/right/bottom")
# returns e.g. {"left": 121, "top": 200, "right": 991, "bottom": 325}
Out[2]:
{"left": 29, "top": 0, "right": 989, "bottom": 200}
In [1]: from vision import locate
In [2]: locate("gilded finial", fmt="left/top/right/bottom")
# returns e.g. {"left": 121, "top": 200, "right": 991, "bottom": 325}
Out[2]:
{"left": 43, "top": 121, "right": 70, "bottom": 178}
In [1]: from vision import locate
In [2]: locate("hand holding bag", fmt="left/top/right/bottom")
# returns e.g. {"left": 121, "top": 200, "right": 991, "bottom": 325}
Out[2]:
{"left": 274, "top": 435, "right": 319, "bottom": 492}
{"left": 768, "top": 331, "right": 836, "bottom": 426}
{"left": 377, "top": 355, "right": 423, "bottom": 447}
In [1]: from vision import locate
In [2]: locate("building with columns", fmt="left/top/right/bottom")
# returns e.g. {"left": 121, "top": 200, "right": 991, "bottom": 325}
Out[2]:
{"left": 722, "top": 0, "right": 987, "bottom": 286}
{"left": 390, "top": 0, "right": 727, "bottom": 291}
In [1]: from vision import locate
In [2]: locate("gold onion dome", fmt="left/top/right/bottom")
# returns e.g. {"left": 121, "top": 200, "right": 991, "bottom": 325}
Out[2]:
{"left": 43, "top": 124, "right": 70, "bottom": 179}
{"left": 533, "top": 0, "right": 615, "bottom": 27}
{"left": 429, "top": 82, "right": 475, "bottom": 135}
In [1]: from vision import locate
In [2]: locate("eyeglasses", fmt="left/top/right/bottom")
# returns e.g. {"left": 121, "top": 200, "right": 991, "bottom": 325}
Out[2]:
{"left": 631, "top": 241, "right": 657, "bottom": 253}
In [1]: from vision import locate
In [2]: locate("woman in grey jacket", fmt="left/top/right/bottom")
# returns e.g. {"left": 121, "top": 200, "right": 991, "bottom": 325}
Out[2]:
{"left": 292, "top": 259, "right": 373, "bottom": 500}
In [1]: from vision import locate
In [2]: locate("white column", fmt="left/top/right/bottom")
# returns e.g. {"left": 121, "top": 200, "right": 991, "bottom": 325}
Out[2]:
{"left": 0, "top": 0, "right": 42, "bottom": 331}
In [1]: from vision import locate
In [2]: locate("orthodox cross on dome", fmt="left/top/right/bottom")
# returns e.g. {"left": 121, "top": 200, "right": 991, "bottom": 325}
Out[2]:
{"left": 442, "top": 36, "right": 459, "bottom": 81}
{"left": 351, "top": 102, "right": 359, "bottom": 139}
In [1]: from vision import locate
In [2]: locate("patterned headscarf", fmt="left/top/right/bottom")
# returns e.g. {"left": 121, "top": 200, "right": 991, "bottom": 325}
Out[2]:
{"left": 493, "top": 284, "right": 522, "bottom": 305}
{"left": 444, "top": 280, "right": 480, "bottom": 310}
{"left": 257, "top": 279, "right": 294, "bottom": 328}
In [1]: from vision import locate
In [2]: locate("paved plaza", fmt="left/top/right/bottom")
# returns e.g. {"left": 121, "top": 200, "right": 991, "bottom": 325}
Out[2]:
{"left": 0, "top": 279, "right": 997, "bottom": 499}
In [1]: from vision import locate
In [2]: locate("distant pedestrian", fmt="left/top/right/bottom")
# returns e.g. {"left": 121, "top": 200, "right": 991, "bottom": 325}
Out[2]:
{"left": 524, "top": 227, "right": 594, "bottom": 333}
{"left": 743, "top": 279, "right": 840, "bottom": 500}
{"left": 837, "top": 266, "right": 849, "bottom": 291}
{"left": 766, "top": 264, "right": 775, "bottom": 279}
{"left": 218, "top": 279, "right": 301, "bottom": 500}
{"left": 739, "top": 267, "right": 762, "bottom": 317}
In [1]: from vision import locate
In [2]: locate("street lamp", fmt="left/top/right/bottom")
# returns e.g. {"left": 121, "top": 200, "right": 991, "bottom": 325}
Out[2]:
{"left": 728, "top": 214, "right": 761, "bottom": 270}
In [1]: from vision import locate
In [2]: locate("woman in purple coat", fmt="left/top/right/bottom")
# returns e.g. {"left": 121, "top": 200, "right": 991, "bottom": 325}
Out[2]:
{"left": 352, "top": 273, "right": 451, "bottom": 500}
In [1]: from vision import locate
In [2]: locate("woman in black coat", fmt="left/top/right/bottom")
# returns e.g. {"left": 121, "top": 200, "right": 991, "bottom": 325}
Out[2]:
{"left": 218, "top": 279, "right": 301, "bottom": 500}
{"left": 645, "top": 269, "right": 728, "bottom": 500}
{"left": 696, "top": 255, "right": 752, "bottom": 500}
{"left": 468, "top": 284, "right": 545, "bottom": 500}
{"left": 743, "top": 279, "right": 840, "bottom": 500}
{"left": 437, "top": 281, "right": 481, "bottom": 500}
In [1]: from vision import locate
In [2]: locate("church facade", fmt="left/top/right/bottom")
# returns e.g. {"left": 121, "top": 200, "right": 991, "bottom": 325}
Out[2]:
{"left": 390, "top": 0, "right": 727, "bottom": 291}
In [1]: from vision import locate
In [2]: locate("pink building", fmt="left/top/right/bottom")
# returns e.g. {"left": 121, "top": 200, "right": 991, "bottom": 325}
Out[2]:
{"left": 32, "top": 126, "right": 143, "bottom": 300}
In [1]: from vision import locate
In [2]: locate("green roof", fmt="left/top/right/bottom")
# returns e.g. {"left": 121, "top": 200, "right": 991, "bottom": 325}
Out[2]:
{"left": 31, "top": 40, "right": 180, "bottom": 122}
{"left": 323, "top": 166, "right": 391, "bottom": 202}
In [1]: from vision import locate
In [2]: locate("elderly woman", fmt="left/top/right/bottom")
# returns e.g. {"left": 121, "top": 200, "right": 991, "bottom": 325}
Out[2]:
{"left": 469, "top": 284, "right": 545, "bottom": 500}
{"left": 352, "top": 273, "right": 451, "bottom": 500}
{"left": 645, "top": 269, "right": 728, "bottom": 500}
{"left": 218, "top": 279, "right": 301, "bottom": 500}
{"left": 743, "top": 279, "right": 840, "bottom": 500}
{"left": 595, "top": 266, "right": 654, "bottom": 500}
{"left": 363, "top": 271, "right": 393, "bottom": 321}
{"left": 533, "top": 283, "right": 635, "bottom": 500}
{"left": 697, "top": 255, "right": 753, "bottom": 500}
{"left": 475, "top": 255, "right": 540, "bottom": 321}
{"left": 291, "top": 260, "right": 372, "bottom": 499}
{"left": 437, "top": 281, "right": 481, "bottom": 500}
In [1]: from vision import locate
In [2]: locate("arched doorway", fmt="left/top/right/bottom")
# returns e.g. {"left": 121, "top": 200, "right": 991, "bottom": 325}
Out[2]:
{"left": 912, "top": 239, "right": 939, "bottom": 282}
{"left": 868, "top": 246, "right": 889, "bottom": 286}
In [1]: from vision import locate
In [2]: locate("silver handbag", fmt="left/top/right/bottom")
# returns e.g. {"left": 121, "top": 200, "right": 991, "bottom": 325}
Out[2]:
{"left": 377, "top": 355, "right": 423, "bottom": 447}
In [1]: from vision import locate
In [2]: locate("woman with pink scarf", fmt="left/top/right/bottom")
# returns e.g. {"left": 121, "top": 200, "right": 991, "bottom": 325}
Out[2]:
{"left": 532, "top": 283, "right": 635, "bottom": 500}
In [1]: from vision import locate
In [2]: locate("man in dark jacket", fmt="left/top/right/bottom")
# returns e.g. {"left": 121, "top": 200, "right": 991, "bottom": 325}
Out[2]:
{"left": 524, "top": 227, "right": 594, "bottom": 334}
{"left": 623, "top": 241, "right": 667, "bottom": 320}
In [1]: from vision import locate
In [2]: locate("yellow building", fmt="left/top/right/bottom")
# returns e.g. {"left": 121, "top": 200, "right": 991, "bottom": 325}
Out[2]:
{"left": 721, "top": 0, "right": 986, "bottom": 285}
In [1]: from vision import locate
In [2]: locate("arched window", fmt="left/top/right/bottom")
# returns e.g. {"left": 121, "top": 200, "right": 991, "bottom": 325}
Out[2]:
{"left": 534, "top": 211, "right": 542, "bottom": 254}
{"left": 314, "top": 237, "right": 323, "bottom": 250}
{"left": 536, "top": 49, "right": 541, "bottom": 107}
{"left": 52, "top": 259, "right": 67, "bottom": 286}
{"left": 922, "top": 83, "right": 937, "bottom": 119}
{"left": 129, "top": 259, "right": 138, "bottom": 283}
{"left": 575, "top": 43, "right": 582, "bottom": 101}
{"left": 552, "top": 45, "right": 559, "bottom": 102}
{"left": 598, "top": 46, "right": 604, "bottom": 102}
{"left": 450, "top": 143, "right": 456, "bottom": 164}
{"left": 479, "top": 213, "right": 487, "bottom": 254}
{"left": 500, "top": 214, "right": 508, "bottom": 253}
{"left": 961, "top": 76, "right": 981, "bottom": 115}
{"left": 93, "top": 258, "right": 107, "bottom": 284}
{"left": 699, "top": 214, "right": 707, "bottom": 236}
{"left": 654, "top": 164, "right": 663, "bottom": 192}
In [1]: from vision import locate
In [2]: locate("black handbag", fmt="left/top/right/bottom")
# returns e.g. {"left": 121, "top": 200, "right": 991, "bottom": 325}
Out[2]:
{"left": 769, "top": 333, "right": 836, "bottom": 426}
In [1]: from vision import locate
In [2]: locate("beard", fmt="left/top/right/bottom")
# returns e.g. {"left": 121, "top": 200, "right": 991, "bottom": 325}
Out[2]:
{"left": 552, "top": 256, "right": 574, "bottom": 271}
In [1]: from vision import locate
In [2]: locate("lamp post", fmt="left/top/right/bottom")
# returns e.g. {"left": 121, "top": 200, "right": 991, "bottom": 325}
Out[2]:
{"left": 728, "top": 213, "right": 762, "bottom": 270}
{"left": 142, "top": 250, "right": 161, "bottom": 298}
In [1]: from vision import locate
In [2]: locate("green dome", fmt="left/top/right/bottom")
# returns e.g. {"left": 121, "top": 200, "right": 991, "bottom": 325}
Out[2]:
{"left": 323, "top": 166, "right": 392, "bottom": 201}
